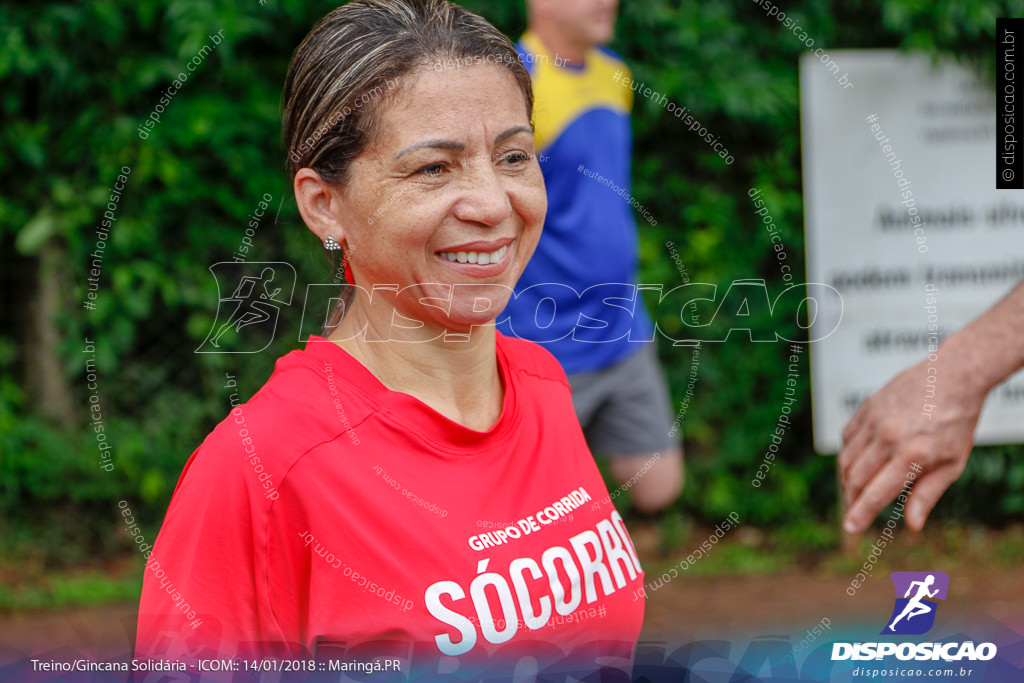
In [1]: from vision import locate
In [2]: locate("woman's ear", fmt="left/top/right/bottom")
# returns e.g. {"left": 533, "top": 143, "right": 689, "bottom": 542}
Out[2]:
{"left": 295, "top": 168, "right": 346, "bottom": 246}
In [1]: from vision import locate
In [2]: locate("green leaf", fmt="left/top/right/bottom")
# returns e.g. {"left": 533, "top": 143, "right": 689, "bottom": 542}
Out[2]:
{"left": 15, "top": 207, "right": 56, "bottom": 255}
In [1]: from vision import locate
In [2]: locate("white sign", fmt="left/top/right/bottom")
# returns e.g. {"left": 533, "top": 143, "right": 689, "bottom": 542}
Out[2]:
{"left": 800, "top": 49, "right": 1024, "bottom": 453}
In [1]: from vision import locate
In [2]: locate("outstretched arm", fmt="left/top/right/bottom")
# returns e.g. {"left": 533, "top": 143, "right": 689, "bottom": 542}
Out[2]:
{"left": 840, "top": 281, "right": 1024, "bottom": 533}
{"left": 903, "top": 581, "right": 922, "bottom": 599}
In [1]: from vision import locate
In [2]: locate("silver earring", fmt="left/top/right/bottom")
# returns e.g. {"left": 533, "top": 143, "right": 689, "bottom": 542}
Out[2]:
{"left": 323, "top": 236, "right": 341, "bottom": 251}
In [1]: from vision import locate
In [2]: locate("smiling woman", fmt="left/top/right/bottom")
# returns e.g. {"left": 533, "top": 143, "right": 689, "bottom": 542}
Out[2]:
{"left": 135, "top": 0, "right": 644, "bottom": 677}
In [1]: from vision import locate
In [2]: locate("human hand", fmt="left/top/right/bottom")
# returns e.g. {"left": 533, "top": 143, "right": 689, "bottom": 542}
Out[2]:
{"left": 838, "top": 356, "right": 985, "bottom": 533}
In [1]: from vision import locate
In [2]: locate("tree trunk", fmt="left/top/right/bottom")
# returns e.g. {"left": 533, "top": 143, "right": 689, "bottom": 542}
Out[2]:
{"left": 22, "top": 240, "right": 75, "bottom": 423}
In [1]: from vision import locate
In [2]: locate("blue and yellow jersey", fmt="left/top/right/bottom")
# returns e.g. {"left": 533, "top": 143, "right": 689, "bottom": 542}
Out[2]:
{"left": 498, "top": 31, "right": 653, "bottom": 374}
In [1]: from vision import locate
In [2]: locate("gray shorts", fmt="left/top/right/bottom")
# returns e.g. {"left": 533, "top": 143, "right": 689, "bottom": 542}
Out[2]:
{"left": 567, "top": 343, "right": 676, "bottom": 457}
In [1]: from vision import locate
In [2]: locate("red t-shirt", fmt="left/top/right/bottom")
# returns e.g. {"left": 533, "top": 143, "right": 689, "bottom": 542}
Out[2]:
{"left": 136, "top": 333, "right": 645, "bottom": 677}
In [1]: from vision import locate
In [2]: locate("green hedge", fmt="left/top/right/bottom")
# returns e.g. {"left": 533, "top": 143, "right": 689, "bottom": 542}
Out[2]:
{"left": 1, "top": 0, "right": 1022, "bottom": 567}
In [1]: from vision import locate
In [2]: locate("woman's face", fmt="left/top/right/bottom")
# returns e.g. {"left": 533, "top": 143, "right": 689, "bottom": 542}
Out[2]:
{"left": 336, "top": 62, "right": 546, "bottom": 336}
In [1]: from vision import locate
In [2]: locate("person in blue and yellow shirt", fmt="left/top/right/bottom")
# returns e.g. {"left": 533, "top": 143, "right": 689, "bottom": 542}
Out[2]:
{"left": 499, "top": 0, "right": 683, "bottom": 512}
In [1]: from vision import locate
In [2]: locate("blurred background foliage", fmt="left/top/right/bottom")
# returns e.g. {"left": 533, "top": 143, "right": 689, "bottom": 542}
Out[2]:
{"left": 1, "top": 0, "right": 1023, "bottom": 593}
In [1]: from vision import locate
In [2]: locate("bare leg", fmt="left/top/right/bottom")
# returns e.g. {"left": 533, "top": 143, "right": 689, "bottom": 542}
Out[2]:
{"left": 905, "top": 603, "right": 931, "bottom": 621}
{"left": 889, "top": 602, "right": 918, "bottom": 630}
{"left": 608, "top": 447, "right": 684, "bottom": 513}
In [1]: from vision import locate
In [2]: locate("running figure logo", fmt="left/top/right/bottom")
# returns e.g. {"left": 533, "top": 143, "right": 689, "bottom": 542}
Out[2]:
{"left": 197, "top": 262, "right": 296, "bottom": 353}
{"left": 881, "top": 571, "right": 949, "bottom": 635}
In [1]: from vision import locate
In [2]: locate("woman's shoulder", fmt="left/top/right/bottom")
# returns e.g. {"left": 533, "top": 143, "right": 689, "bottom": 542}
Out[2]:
{"left": 191, "top": 344, "right": 378, "bottom": 475}
{"left": 496, "top": 332, "right": 570, "bottom": 388}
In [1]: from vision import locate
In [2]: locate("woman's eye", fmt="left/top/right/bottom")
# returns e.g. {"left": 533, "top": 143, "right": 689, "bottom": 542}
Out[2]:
{"left": 501, "top": 151, "right": 532, "bottom": 165}
{"left": 416, "top": 163, "right": 446, "bottom": 177}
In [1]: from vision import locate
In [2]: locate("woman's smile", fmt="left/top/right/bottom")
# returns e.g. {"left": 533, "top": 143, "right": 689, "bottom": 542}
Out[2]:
{"left": 436, "top": 237, "right": 513, "bottom": 273}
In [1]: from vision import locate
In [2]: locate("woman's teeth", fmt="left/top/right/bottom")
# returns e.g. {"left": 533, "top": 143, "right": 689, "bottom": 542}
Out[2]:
{"left": 438, "top": 245, "right": 508, "bottom": 265}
